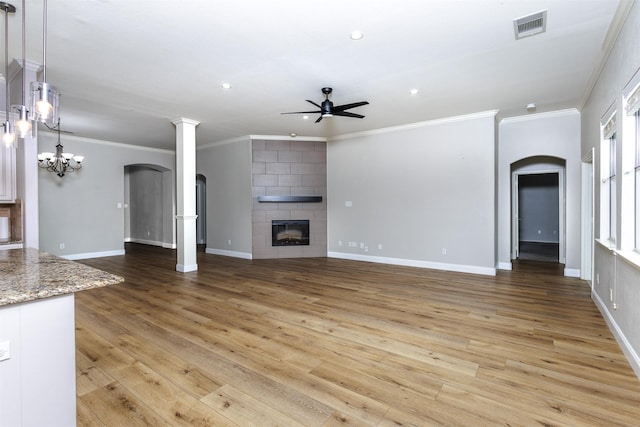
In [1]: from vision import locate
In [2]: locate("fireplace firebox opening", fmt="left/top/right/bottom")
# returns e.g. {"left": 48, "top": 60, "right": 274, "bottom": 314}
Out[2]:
{"left": 272, "top": 220, "right": 310, "bottom": 246}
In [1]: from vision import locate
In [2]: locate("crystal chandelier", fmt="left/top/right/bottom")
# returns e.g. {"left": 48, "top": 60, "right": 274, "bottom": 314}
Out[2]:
{"left": 37, "top": 118, "right": 83, "bottom": 177}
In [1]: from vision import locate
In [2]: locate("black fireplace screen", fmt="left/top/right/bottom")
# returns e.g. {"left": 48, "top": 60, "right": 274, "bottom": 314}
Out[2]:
{"left": 272, "top": 220, "right": 310, "bottom": 246}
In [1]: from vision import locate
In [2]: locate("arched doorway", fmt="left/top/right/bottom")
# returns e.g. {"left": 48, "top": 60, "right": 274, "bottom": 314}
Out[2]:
{"left": 124, "top": 164, "right": 175, "bottom": 250}
{"left": 196, "top": 174, "right": 207, "bottom": 248}
{"left": 511, "top": 156, "right": 566, "bottom": 264}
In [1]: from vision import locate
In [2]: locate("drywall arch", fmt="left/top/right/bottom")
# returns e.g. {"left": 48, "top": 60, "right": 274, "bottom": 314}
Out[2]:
{"left": 510, "top": 156, "right": 566, "bottom": 264}
{"left": 124, "top": 163, "right": 176, "bottom": 249}
{"left": 498, "top": 110, "right": 581, "bottom": 276}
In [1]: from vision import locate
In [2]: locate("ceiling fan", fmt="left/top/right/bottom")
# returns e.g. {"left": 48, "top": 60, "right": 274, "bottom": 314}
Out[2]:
{"left": 282, "top": 87, "right": 369, "bottom": 123}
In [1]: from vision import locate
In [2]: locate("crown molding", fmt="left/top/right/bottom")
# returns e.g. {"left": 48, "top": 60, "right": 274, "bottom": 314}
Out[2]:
{"left": 38, "top": 130, "right": 175, "bottom": 154}
{"left": 197, "top": 135, "right": 251, "bottom": 150}
{"left": 250, "top": 134, "right": 327, "bottom": 142}
{"left": 499, "top": 108, "right": 579, "bottom": 125}
{"left": 329, "top": 110, "right": 499, "bottom": 142}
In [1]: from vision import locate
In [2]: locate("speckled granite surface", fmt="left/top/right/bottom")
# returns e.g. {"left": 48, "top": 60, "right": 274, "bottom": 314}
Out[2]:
{"left": 0, "top": 248, "right": 124, "bottom": 306}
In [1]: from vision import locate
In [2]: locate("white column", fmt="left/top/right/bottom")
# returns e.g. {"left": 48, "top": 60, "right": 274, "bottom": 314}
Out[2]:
{"left": 172, "top": 118, "right": 199, "bottom": 272}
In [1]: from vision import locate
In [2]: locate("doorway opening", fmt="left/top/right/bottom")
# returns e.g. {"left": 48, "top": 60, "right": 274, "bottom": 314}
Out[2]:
{"left": 517, "top": 173, "right": 559, "bottom": 262}
{"left": 511, "top": 156, "right": 566, "bottom": 266}
{"left": 196, "top": 174, "right": 207, "bottom": 251}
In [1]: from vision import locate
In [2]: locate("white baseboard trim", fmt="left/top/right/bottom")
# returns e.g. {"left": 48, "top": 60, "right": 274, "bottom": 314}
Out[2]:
{"left": 592, "top": 290, "right": 640, "bottom": 379}
{"left": 127, "top": 238, "right": 168, "bottom": 248}
{"left": 206, "top": 248, "right": 253, "bottom": 260}
{"left": 63, "top": 249, "right": 125, "bottom": 260}
{"left": 176, "top": 263, "right": 198, "bottom": 272}
{"left": 497, "top": 262, "right": 512, "bottom": 271}
{"left": 564, "top": 268, "right": 581, "bottom": 278}
{"left": 327, "top": 252, "right": 496, "bottom": 276}
{"left": 162, "top": 242, "right": 177, "bottom": 249}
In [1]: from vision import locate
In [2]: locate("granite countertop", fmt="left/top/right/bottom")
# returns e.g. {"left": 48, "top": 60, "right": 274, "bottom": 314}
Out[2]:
{"left": 0, "top": 248, "right": 124, "bottom": 306}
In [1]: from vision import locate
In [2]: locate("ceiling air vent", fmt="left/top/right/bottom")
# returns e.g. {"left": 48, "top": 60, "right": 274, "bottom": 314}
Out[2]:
{"left": 513, "top": 10, "right": 547, "bottom": 40}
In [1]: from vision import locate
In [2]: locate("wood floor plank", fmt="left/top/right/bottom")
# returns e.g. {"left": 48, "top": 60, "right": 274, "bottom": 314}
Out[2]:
{"left": 73, "top": 243, "right": 640, "bottom": 426}
{"left": 200, "top": 384, "right": 307, "bottom": 426}
{"left": 80, "top": 382, "right": 168, "bottom": 426}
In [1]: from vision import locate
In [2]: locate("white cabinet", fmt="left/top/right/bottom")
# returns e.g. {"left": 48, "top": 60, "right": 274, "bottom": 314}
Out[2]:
{"left": 0, "top": 145, "right": 16, "bottom": 203}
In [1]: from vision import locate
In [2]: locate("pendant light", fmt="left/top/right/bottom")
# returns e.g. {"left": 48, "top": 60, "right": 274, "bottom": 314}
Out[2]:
{"left": 30, "top": 0, "right": 58, "bottom": 125}
{"left": 12, "top": 0, "right": 31, "bottom": 138}
{"left": 1, "top": 2, "right": 16, "bottom": 147}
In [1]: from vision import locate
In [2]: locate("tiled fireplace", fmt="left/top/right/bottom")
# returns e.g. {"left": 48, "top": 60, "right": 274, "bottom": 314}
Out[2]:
{"left": 251, "top": 139, "right": 327, "bottom": 259}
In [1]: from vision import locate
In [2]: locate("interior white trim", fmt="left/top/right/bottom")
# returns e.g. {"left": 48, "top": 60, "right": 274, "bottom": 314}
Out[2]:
{"left": 206, "top": 247, "right": 253, "bottom": 259}
{"left": 592, "top": 289, "right": 640, "bottom": 378}
{"left": 250, "top": 135, "right": 327, "bottom": 142}
{"left": 176, "top": 263, "right": 198, "bottom": 273}
{"left": 511, "top": 167, "right": 566, "bottom": 264}
{"left": 499, "top": 108, "right": 579, "bottom": 125}
{"left": 564, "top": 268, "right": 581, "bottom": 277}
{"left": 63, "top": 249, "right": 125, "bottom": 260}
{"left": 328, "top": 251, "right": 496, "bottom": 276}
{"left": 497, "top": 262, "right": 512, "bottom": 270}
{"left": 198, "top": 135, "right": 251, "bottom": 150}
{"left": 39, "top": 131, "right": 175, "bottom": 154}
{"left": 330, "top": 110, "right": 499, "bottom": 142}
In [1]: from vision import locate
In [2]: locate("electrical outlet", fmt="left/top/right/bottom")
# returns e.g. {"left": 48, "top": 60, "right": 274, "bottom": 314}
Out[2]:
{"left": 442, "top": 248, "right": 447, "bottom": 255}
{"left": 609, "top": 288, "right": 613, "bottom": 302}
{"left": 338, "top": 241, "right": 343, "bottom": 247}
{"left": 378, "top": 243, "right": 382, "bottom": 250}
{"left": 0, "top": 341, "right": 10, "bottom": 362}
{"left": 227, "top": 240, "right": 232, "bottom": 245}
{"left": 59, "top": 243, "right": 65, "bottom": 249}
{"left": 596, "top": 273, "right": 599, "bottom": 284}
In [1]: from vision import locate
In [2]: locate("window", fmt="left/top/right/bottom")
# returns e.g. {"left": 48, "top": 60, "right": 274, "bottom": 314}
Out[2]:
{"left": 634, "top": 110, "right": 640, "bottom": 251}
{"left": 600, "top": 108, "right": 617, "bottom": 244}
{"left": 624, "top": 69, "right": 640, "bottom": 251}
{"left": 608, "top": 133, "right": 617, "bottom": 243}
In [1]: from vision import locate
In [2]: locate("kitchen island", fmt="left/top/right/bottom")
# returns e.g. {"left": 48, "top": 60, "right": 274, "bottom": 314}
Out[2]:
{"left": 0, "top": 248, "right": 123, "bottom": 426}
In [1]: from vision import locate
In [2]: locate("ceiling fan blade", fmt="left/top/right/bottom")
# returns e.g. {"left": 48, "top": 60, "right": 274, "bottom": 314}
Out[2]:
{"left": 315, "top": 115, "right": 323, "bottom": 123}
{"left": 306, "top": 99, "right": 322, "bottom": 109}
{"left": 281, "top": 110, "right": 321, "bottom": 115}
{"left": 332, "top": 101, "right": 369, "bottom": 112}
{"left": 333, "top": 111, "right": 365, "bottom": 119}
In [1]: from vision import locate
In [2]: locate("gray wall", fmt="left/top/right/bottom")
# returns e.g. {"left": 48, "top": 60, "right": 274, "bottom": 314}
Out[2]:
{"left": 327, "top": 112, "right": 497, "bottom": 275}
{"left": 128, "top": 165, "right": 164, "bottom": 245}
{"left": 518, "top": 173, "right": 560, "bottom": 243}
{"left": 498, "top": 110, "right": 581, "bottom": 274}
{"left": 196, "top": 138, "right": 253, "bottom": 257}
{"left": 581, "top": 0, "right": 640, "bottom": 376}
{"left": 38, "top": 133, "right": 175, "bottom": 257}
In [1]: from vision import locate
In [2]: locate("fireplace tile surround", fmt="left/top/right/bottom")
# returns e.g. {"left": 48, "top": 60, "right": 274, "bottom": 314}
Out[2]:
{"left": 251, "top": 139, "right": 327, "bottom": 259}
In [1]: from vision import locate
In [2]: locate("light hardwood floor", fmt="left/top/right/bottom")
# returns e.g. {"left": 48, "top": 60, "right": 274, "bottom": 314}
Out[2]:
{"left": 75, "top": 244, "right": 640, "bottom": 426}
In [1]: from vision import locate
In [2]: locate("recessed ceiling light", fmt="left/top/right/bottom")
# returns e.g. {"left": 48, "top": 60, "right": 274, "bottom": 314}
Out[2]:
{"left": 350, "top": 31, "right": 364, "bottom": 40}
{"left": 526, "top": 103, "right": 536, "bottom": 111}
{"left": 302, "top": 115, "right": 309, "bottom": 120}
{"left": 221, "top": 83, "right": 232, "bottom": 89}
{"left": 290, "top": 133, "right": 297, "bottom": 138}
{"left": 410, "top": 89, "right": 419, "bottom": 95}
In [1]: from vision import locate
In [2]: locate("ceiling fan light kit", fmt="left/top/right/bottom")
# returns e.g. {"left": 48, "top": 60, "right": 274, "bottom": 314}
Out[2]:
{"left": 281, "top": 87, "right": 369, "bottom": 123}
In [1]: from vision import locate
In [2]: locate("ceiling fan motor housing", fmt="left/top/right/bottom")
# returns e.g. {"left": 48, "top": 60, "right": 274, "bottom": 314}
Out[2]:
{"left": 321, "top": 99, "right": 334, "bottom": 116}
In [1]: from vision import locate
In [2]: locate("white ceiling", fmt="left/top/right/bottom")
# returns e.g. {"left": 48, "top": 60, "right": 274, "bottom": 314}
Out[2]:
{"left": 2, "top": 0, "right": 626, "bottom": 150}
